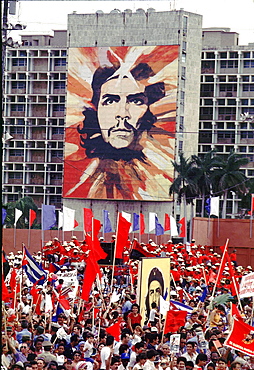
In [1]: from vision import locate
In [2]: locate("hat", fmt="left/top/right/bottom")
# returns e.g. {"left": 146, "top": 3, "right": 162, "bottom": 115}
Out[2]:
{"left": 42, "top": 341, "right": 52, "bottom": 347}
{"left": 121, "top": 353, "right": 130, "bottom": 360}
{"left": 54, "top": 237, "right": 59, "bottom": 240}
{"left": 6, "top": 326, "right": 13, "bottom": 331}
{"left": 36, "top": 326, "right": 44, "bottom": 334}
{"left": 151, "top": 327, "right": 158, "bottom": 333}
{"left": 12, "top": 362, "right": 24, "bottom": 369}
{"left": 22, "top": 335, "right": 31, "bottom": 341}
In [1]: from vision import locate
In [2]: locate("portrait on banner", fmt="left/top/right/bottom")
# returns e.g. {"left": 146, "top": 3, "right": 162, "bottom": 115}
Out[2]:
{"left": 63, "top": 46, "right": 178, "bottom": 200}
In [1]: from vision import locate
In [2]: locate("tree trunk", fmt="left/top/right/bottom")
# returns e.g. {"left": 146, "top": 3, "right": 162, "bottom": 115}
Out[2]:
{"left": 183, "top": 192, "right": 187, "bottom": 244}
{"left": 222, "top": 189, "right": 228, "bottom": 219}
{"left": 201, "top": 191, "right": 205, "bottom": 218}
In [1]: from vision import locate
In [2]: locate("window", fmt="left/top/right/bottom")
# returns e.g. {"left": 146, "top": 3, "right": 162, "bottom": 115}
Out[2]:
{"left": 181, "top": 66, "right": 186, "bottom": 78}
{"left": 251, "top": 99, "right": 254, "bottom": 105}
{"left": 182, "top": 53, "right": 186, "bottom": 63}
{"left": 218, "top": 99, "right": 225, "bottom": 105}
{"left": 9, "top": 172, "right": 23, "bottom": 179}
{"left": 52, "top": 150, "right": 63, "bottom": 158}
{"left": 227, "top": 99, "right": 236, "bottom": 105}
{"left": 10, "top": 127, "right": 24, "bottom": 134}
{"left": 178, "top": 141, "right": 183, "bottom": 151}
{"left": 52, "top": 127, "right": 64, "bottom": 135}
{"left": 12, "top": 58, "right": 26, "bottom": 67}
{"left": 206, "top": 52, "right": 215, "bottom": 59}
{"left": 18, "top": 96, "right": 25, "bottom": 102}
{"left": 18, "top": 73, "right": 26, "bottom": 79}
{"left": 228, "top": 76, "right": 237, "bottom": 82}
{"left": 204, "top": 99, "right": 213, "bottom": 105}
{"left": 249, "top": 147, "right": 254, "bottom": 153}
{"left": 205, "top": 76, "right": 213, "bottom": 82}
{"left": 243, "top": 84, "right": 254, "bottom": 91}
{"left": 229, "top": 52, "right": 238, "bottom": 59}
{"left": 19, "top": 51, "right": 27, "bottom": 57}
{"left": 53, "top": 104, "right": 65, "bottom": 111}
{"left": 8, "top": 195, "right": 19, "bottom": 201}
{"left": 180, "top": 91, "right": 185, "bottom": 100}
{"left": 220, "top": 52, "right": 227, "bottom": 59}
{"left": 54, "top": 58, "right": 67, "bottom": 66}
{"left": 203, "top": 122, "right": 212, "bottom": 129}
{"left": 182, "top": 41, "right": 187, "bottom": 51}
{"left": 243, "top": 60, "right": 254, "bottom": 68}
{"left": 11, "top": 104, "right": 25, "bottom": 111}
{"left": 17, "top": 119, "right": 25, "bottom": 125}
{"left": 220, "top": 60, "right": 238, "bottom": 68}
{"left": 241, "top": 99, "right": 248, "bottom": 105}
{"left": 10, "top": 149, "right": 24, "bottom": 156}
{"left": 219, "top": 76, "right": 226, "bottom": 82}
{"left": 183, "top": 16, "right": 188, "bottom": 33}
{"left": 61, "top": 50, "right": 67, "bottom": 56}
{"left": 239, "top": 146, "right": 247, "bottom": 152}
{"left": 12, "top": 81, "right": 26, "bottom": 89}
{"left": 242, "top": 76, "right": 249, "bottom": 82}
{"left": 60, "top": 73, "right": 66, "bottom": 79}
{"left": 243, "top": 52, "right": 251, "bottom": 58}
{"left": 16, "top": 142, "right": 24, "bottom": 148}
{"left": 53, "top": 81, "right": 65, "bottom": 89}
{"left": 60, "top": 96, "right": 65, "bottom": 103}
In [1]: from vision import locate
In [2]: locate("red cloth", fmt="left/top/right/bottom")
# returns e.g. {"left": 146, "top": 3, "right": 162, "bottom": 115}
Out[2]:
{"left": 164, "top": 310, "right": 187, "bottom": 333}
{"left": 179, "top": 217, "right": 186, "bottom": 237}
{"left": 115, "top": 213, "right": 131, "bottom": 259}
{"left": 106, "top": 319, "right": 121, "bottom": 340}
{"left": 29, "top": 209, "right": 36, "bottom": 227}
{"left": 225, "top": 317, "right": 254, "bottom": 356}
{"left": 127, "top": 312, "right": 142, "bottom": 326}
{"left": 83, "top": 208, "right": 93, "bottom": 233}
{"left": 2, "top": 277, "right": 11, "bottom": 302}
{"left": 140, "top": 213, "right": 145, "bottom": 235}
{"left": 164, "top": 213, "right": 170, "bottom": 231}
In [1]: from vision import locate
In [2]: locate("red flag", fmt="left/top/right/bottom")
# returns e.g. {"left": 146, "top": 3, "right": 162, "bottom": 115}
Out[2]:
{"left": 59, "top": 296, "right": 71, "bottom": 310}
{"left": 225, "top": 317, "right": 254, "bottom": 356}
{"left": 22, "top": 252, "right": 28, "bottom": 266}
{"left": 2, "top": 277, "right": 11, "bottom": 302}
{"left": 9, "top": 268, "right": 17, "bottom": 290}
{"left": 30, "top": 284, "right": 39, "bottom": 301}
{"left": 85, "top": 218, "right": 107, "bottom": 261}
{"left": 164, "top": 213, "right": 170, "bottom": 231}
{"left": 105, "top": 319, "right": 121, "bottom": 340}
{"left": 140, "top": 213, "right": 145, "bottom": 235}
{"left": 115, "top": 213, "right": 131, "bottom": 259}
{"left": 83, "top": 208, "right": 93, "bottom": 233}
{"left": 216, "top": 239, "right": 229, "bottom": 284}
{"left": 164, "top": 310, "right": 187, "bottom": 333}
{"left": 29, "top": 209, "right": 36, "bottom": 227}
{"left": 81, "top": 250, "right": 100, "bottom": 301}
{"left": 179, "top": 217, "right": 186, "bottom": 237}
{"left": 226, "top": 254, "right": 239, "bottom": 296}
{"left": 251, "top": 194, "right": 254, "bottom": 215}
{"left": 231, "top": 303, "right": 242, "bottom": 319}
{"left": 74, "top": 219, "right": 79, "bottom": 228}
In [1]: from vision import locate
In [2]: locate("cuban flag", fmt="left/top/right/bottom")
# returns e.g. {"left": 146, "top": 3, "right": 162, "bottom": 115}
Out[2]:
{"left": 170, "top": 299, "right": 193, "bottom": 314}
{"left": 22, "top": 247, "right": 47, "bottom": 284}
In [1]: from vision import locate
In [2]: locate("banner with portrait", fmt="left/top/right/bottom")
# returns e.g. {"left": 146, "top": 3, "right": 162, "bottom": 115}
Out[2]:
{"left": 138, "top": 257, "right": 171, "bottom": 325}
{"left": 63, "top": 45, "right": 179, "bottom": 201}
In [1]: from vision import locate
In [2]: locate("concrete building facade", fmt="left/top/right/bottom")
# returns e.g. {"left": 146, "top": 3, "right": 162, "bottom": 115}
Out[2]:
{"left": 64, "top": 9, "right": 202, "bottom": 229}
{"left": 3, "top": 9, "right": 203, "bottom": 230}
{"left": 198, "top": 28, "right": 254, "bottom": 217}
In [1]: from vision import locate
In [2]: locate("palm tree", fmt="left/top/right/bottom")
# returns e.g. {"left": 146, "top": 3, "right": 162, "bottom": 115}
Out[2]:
{"left": 3, "top": 196, "right": 38, "bottom": 228}
{"left": 170, "top": 153, "right": 199, "bottom": 238}
{"left": 191, "top": 150, "right": 223, "bottom": 217}
{"left": 211, "top": 152, "right": 249, "bottom": 219}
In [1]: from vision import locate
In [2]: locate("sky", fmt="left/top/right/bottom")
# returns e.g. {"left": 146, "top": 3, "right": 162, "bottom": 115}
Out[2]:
{"left": 7, "top": 0, "right": 254, "bottom": 45}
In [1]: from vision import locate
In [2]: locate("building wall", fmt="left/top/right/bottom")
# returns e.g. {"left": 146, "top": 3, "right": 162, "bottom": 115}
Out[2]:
{"left": 2, "top": 31, "right": 67, "bottom": 210}
{"left": 198, "top": 29, "right": 254, "bottom": 217}
{"left": 64, "top": 9, "right": 202, "bottom": 227}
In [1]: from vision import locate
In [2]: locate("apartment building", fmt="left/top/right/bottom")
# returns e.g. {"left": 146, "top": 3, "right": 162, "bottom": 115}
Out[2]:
{"left": 198, "top": 28, "right": 254, "bottom": 216}
{"left": 3, "top": 30, "right": 67, "bottom": 209}
{"left": 3, "top": 9, "right": 203, "bottom": 229}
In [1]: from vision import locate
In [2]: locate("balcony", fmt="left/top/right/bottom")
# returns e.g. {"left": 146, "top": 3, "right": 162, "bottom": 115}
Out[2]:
{"left": 30, "top": 155, "right": 45, "bottom": 162}
{"left": 10, "top": 111, "right": 25, "bottom": 117}
{"left": 52, "top": 134, "right": 64, "bottom": 140}
{"left": 218, "top": 114, "right": 236, "bottom": 121}
{"left": 30, "top": 178, "right": 44, "bottom": 185}
{"left": 9, "top": 156, "right": 24, "bottom": 162}
{"left": 218, "top": 92, "right": 237, "bottom": 97}
{"left": 50, "top": 179, "right": 62, "bottom": 185}
{"left": 8, "top": 179, "right": 23, "bottom": 184}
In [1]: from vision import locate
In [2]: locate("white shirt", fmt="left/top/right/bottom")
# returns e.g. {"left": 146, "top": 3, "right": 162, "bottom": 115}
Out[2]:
{"left": 144, "top": 360, "right": 156, "bottom": 370}
{"left": 101, "top": 346, "right": 111, "bottom": 370}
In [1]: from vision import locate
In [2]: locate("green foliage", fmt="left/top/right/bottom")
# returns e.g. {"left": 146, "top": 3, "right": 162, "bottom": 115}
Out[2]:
{"left": 3, "top": 196, "right": 38, "bottom": 229}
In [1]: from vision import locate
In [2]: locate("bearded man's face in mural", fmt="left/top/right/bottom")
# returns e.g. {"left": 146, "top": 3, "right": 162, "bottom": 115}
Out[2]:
{"left": 97, "top": 77, "right": 149, "bottom": 149}
{"left": 149, "top": 280, "right": 162, "bottom": 309}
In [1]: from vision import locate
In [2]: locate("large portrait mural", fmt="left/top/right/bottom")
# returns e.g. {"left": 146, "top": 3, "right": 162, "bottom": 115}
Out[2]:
{"left": 63, "top": 46, "right": 179, "bottom": 200}
{"left": 138, "top": 257, "right": 171, "bottom": 325}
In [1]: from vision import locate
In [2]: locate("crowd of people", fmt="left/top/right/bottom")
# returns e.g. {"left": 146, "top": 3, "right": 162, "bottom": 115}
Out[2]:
{"left": 2, "top": 237, "right": 254, "bottom": 370}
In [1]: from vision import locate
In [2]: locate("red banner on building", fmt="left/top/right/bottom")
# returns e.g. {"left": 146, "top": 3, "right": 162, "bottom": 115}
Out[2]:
{"left": 225, "top": 317, "right": 254, "bottom": 356}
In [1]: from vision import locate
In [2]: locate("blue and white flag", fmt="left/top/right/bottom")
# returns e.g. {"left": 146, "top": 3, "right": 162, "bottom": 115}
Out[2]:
{"left": 22, "top": 247, "right": 47, "bottom": 284}
{"left": 133, "top": 213, "right": 140, "bottom": 232}
{"left": 155, "top": 215, "right": 164, "bottom": 236}
{"left": 2, "top": 208, "right": 7, "bottom": 225}
{"left": 199, "top": 287, "right": 208, "bottom": 302}
{"left": 170, "top": 299, "right": 193, "bottom": 314}
{"left": 103, "top": 210, "right": 113, "bottom": 233}
{"left": 42, "top": 204, "right": 56, "bottom": 230}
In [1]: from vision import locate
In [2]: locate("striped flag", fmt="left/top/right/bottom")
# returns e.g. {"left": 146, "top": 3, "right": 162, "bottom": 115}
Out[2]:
{"left": 170, "top": 299, "right": 193, "bottom": 314}
{"left": 22, "top": 247, "right": 47, "bottom": 284}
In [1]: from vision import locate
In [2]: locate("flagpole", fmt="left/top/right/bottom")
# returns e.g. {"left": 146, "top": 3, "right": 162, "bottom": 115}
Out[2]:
{"left": 41, "top": 205, "right": 44, "bottom": 257}
{"left": 211, "top": 238, "right": 229, "bottom": 299}
{"left": 111, "top": 212, "right": 120, "bottom": 294}
{"left": 28, "top": 212, "right": 31, "bottom": 248}
{"left": 250, "top": 213, "right": 253, "bottom": 239}
{"left": 14, "top": 224, "right": 16, "bottom": 251}
{"left": 102, "top": 210, "right": 105, "bottom": 240}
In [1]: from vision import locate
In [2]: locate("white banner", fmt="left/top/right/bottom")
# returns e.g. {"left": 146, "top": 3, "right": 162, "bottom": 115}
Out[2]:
{"left": 56, "top": 270, "right": 77, "bottom": 287}
{"left": 239, "top": 272, "right": 254, "bottom": 298}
